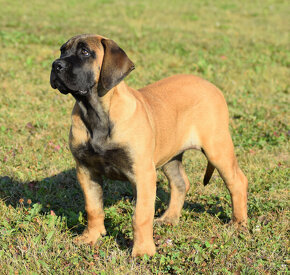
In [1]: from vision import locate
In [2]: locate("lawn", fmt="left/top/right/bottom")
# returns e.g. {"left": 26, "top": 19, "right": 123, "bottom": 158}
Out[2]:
{"left": 0, "top": 0, "right": 289, "bottom": 273}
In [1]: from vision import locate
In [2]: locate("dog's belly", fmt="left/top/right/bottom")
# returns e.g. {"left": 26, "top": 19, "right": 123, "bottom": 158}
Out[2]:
{"left": 71, "top": 142, "right": 133, "bottom": 181}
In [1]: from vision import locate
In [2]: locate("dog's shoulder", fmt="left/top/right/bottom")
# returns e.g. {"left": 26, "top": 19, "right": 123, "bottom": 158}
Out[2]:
{"left": 69, "top": 102, "right": 89, "bottom": 151}
{"left": 71, "top": 102, "right": 84, "bottom": 126}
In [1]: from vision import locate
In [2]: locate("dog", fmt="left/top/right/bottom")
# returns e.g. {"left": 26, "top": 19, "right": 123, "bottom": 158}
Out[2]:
{"left": 50, "top": 34, "right": 248, "bottom": 257}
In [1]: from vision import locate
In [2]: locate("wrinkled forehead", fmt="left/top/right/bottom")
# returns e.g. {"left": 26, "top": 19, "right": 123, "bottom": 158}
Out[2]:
{"left": 61, "top": 34, "right": 105, "bottom": 52}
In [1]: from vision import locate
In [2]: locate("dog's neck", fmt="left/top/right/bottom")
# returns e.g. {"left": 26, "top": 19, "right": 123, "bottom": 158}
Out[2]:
{"left": 72, "top": 81, "right": 139, "bottom": 153}
{"left": 72, "top": 88, "right": 113, "bottom": 153}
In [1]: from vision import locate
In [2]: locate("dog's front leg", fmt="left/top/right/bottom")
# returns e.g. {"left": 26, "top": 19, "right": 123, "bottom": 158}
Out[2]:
{"left": 132, "top": 162, "right": 157, "bottom": 257}
{"left": 75, "top": 163, "right": 106, "bottom": 245}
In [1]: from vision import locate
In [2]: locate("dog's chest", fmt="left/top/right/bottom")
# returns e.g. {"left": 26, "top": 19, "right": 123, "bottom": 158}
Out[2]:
{"left": 69, "top": 100, "right": 134, "bottom": 181}
{"left": 70, "top": 131, "right": 133, "bottom": 181}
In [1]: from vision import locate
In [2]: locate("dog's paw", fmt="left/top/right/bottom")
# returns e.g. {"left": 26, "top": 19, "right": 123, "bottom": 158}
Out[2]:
{"left": 74, "top": 227, "right": 106, "bottom": 246}
{"left": 155, "top": 214, "right": 179, "bottom": 226}
{"left": 132, "top": 241, "right": 156, "bottom": 257}
{"left": 227, "top": 220, "right": 248, "bottom": 232}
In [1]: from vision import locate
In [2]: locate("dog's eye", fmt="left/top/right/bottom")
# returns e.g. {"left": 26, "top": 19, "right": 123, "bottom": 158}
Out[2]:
{"left": 81, "top": 49, "right": 89, "bottom": 56}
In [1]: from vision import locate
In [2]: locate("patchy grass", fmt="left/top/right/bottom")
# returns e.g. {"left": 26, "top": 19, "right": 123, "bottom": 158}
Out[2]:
{"left": 0, "top": 0, "right": 289, "bottom": 273}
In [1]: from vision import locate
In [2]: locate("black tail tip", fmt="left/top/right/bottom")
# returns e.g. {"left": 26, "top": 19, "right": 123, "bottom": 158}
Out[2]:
{"left": 203, "top": 178, "right": 209, "bottom": 186}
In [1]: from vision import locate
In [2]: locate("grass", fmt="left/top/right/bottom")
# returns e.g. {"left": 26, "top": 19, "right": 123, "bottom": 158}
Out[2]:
{"left": 0, "top": 0, "right": 289, "bottom": 273}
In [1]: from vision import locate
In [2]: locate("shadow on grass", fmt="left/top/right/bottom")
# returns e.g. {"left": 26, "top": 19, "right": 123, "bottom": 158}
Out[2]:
{"left": 0, "top": 169, "right": 134, "bottom": 250}
{"left": 0, "top": 169, "right": 84, "bottom": 230}
{"left": 0, "top": 169, "right": 230, "bottom": 250}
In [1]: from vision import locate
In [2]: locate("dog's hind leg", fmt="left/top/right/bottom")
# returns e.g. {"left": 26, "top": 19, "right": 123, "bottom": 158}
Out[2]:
{"left": 156, "top": 153, "right": 190, "bottom": 225}
{"left": 202, "top": 133, "right": 248, "bottom": 228}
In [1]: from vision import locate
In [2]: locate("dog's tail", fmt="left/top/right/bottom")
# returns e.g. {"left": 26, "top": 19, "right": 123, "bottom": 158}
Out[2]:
{"left": 203, "top": 161, "right": 215, "bottom": 186}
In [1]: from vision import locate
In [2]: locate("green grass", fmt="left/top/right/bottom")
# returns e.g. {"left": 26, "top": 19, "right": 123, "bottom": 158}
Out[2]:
{"left": 0, "top": 0, "right": 289, "bottom": 273}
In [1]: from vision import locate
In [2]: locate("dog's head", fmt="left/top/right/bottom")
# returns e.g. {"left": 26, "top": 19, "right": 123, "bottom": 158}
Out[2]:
{"left": 50, "top": 34, "right": 135, "bottom": 97}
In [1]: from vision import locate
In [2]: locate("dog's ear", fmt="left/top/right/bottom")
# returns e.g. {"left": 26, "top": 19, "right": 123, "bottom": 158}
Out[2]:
{"left": 98, "top": 39, "right": 135, "bottom": 97}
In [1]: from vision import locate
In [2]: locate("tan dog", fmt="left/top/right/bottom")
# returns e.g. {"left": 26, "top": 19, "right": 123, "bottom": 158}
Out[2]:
{"left": 50, "top": 34, "right": 248, "bottom": 257}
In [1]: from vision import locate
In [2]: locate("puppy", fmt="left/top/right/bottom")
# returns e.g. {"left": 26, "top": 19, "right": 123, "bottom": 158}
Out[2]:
{"left": 50, "top": 34, "right": 248, "bottom": 257}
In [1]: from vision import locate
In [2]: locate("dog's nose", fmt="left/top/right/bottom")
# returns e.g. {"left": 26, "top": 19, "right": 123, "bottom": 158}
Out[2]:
{"left": 52, "top": 60, "right": 66, "bottom": 73}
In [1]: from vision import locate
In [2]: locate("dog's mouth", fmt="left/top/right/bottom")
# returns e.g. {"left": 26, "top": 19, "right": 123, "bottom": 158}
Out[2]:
{"left": 50, "top": 72, "right": 90, "bottom": 96}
